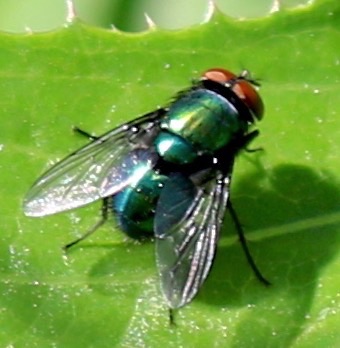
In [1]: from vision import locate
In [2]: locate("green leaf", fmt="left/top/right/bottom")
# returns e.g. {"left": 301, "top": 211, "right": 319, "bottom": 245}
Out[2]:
{"left": 1, "top": 0, "right": 339, "bottom": 347}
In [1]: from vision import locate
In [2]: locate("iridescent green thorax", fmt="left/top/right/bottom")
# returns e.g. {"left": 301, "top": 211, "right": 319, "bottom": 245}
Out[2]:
{"left": 155, "top": 87, "right": 248, "bottom": 165}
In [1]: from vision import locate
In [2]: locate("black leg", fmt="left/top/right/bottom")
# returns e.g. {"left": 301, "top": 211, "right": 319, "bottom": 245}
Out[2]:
{"left": 63, "top": 198, "right": 110, "bottom": 251}
{"left": 245, "top": 146, "right": 263, "bottom": 153}
{"left": 169, "top": 308, "right": 176, "bottom": 326}
{"left": 241, "top": 129, "right": 264, "bottom": 153}
{"left": 73, "top": 126, "right": 98, "bottom": 141}
{"left": 227, "top": 200, "right": 270, "bottom": 286}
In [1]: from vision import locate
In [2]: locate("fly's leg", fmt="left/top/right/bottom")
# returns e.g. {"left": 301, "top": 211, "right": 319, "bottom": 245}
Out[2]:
{"left": 245, "top": 147, "right": 263, "bottom": 153}
{"left": 227, "top": 200, "right": 270, "bottom": 286}
{"left": 63, "top": 198, "right": 110, "bottom": 251}
{"left": 240, "top": 129, "right": 263, "bottom": 153}
{"left": 169, "top": 308, "right": 176, "bottom": 327}
{"left": 73, "top": 126, "right": 98, "bottom": 141}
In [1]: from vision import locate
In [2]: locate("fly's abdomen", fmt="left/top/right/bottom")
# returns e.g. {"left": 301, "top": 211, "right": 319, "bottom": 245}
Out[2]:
{"left": 155, "top": 88, "right": 247, "bottom": 164}
{"left": 113, "top": 166, "right": 168, "bottom": 239}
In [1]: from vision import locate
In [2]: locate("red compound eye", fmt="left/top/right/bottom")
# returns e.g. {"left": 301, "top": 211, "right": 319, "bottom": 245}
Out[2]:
{"left": 203, "top": 68, "right": 237, "bottom": 84}
{"left": 202, "top": 68, "right": 264, "bottom": 120}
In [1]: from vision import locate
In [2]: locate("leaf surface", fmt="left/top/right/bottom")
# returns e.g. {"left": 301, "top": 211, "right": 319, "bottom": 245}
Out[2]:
{"left": 0, "top": 0, "right": 339, "bottom": 347}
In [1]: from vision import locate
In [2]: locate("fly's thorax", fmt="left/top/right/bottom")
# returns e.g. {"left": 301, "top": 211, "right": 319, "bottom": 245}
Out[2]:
{"left": 154, "top": 87, "right": 249, "bottom": 165}
{"left": 113, "top": 166, "right": 168, "bottom": 239}
{"left": 154, "top": 131, "right": 197, "bottom": 165}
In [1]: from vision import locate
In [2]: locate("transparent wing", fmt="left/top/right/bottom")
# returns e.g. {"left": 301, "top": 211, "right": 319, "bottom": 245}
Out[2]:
{"left": 154, "top": 170, "right": 231, "bottom": 309}
{"left": 23, "top": 109, "right": 166, "bottom": 217}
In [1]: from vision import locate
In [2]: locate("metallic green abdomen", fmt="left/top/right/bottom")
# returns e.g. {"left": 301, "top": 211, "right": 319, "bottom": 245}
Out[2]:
{"left": 114, "top": 168, "right": 168, "bottom": 239}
